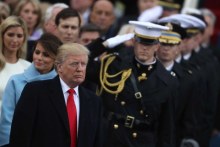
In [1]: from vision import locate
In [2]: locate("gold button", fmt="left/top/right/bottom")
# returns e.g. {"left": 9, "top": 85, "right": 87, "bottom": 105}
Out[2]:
{"left": 132, "top": 132, "right": 137, "bottom": 138}
{"left": 140, "top": 110, "right": 144, "bottom": 115}
{"left": 121, "top": 101, "right": 126, "bottom": 106}
{"left": 141, "top": 73, "right": 146, "bottom": 77}
{"left": 113, "top": 124, "right": 119, "bottom": 129}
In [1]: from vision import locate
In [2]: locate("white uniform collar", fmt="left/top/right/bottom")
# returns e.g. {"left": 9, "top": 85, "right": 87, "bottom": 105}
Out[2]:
{"left": 183, "top": 52, "right": 191, "bottom": 60}
{"left": 135, "top": 57, "right": 156, "bottom": 65}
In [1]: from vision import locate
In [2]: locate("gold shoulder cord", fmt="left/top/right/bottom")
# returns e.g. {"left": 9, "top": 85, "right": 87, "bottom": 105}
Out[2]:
{"left": 96, "top": 54, "right": 132, "bottom": 98}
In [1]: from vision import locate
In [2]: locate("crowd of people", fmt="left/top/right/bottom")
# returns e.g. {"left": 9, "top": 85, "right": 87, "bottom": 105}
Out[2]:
{"left": 0, "top": 0, "right": 219, "bottom": 147}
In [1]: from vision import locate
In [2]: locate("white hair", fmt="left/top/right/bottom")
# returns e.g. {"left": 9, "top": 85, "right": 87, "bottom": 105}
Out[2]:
{"left": 44, "top": 3, "right": 69, "bottom": 23}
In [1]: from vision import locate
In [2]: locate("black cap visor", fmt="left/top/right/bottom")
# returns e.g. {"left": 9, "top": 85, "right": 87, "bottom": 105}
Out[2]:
{"left": 134, "top": 35, "right": 159, "bottom": 45}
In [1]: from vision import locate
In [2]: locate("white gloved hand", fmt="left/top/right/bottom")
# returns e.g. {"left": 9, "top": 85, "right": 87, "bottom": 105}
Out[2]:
{"left": 138, "top": 5, "right": 163, "bottom": 22}
{"left": 180, "top": 138, "right": 200, "bottom": 147}
{"left": 104, "top": 33, "right": 134, "bottom": 48}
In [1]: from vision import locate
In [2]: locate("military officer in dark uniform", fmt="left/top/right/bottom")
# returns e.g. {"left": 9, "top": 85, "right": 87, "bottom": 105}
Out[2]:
{"left": 158, "top": 14, "right": 211, "bottom": 147}
{"left": 156, "top": 21, "right": 202, "bottom": 147}
{"left": 184, "top": 14, "right": 219, "bottom": 147}
{"left": 159, "top": 13, "right": 219, "bottom": 147}
{"left": 174, "top": 14, "right": 219, "bottom": 147}
{"left": 86, "top": 21, "right": 177, "bottom": 147}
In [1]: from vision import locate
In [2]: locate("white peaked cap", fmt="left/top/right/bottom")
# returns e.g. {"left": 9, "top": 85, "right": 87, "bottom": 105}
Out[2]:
{"left": 129, "top": 21, "right": 169, "bottom": 38}
{"left": 180, "top": 14, "right": 206, "bottom": 28}
{"left": 158, "top": 14, "right": 206, "bottom": 28}
{"left": 158, "top": 14, "right": 194, "bottom": 28}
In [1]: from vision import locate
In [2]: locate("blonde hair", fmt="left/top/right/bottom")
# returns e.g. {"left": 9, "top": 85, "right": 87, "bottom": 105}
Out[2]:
{"left": 13, "top": 0, "right": 42, "bottom": 29}
{"left": 0, "top": 2, "right": 11, "bottom": 18}
{"left": 55, "top": 43, "right": 90, "bottom": 71}
{"left": 0, "top": 16, "right": 28, "bottom": 70}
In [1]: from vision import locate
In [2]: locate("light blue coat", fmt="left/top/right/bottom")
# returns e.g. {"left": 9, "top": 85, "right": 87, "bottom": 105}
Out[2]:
{"left": 0, "top": 63, "right": 57, "bottom": 146}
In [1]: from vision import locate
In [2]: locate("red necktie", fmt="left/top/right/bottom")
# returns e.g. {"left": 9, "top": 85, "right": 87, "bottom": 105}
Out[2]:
{"left": 67, "top": 89, "right": 77, "bottom": 147}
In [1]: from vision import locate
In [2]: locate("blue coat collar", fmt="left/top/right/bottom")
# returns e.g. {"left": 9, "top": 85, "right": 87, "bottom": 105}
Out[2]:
{"left": 23, "top": 63, "right": 57, "bottom": 82}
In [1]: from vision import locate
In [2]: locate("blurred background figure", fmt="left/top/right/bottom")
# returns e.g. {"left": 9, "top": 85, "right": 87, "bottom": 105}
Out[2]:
{"left": 13, "top": 0, "right": 43, "bottom": 41}
{"left": 38, "top": 1, "right": 52, "bottom": 18}
{"left": 13, "top": 0, "right": 43, "bottom": 62}
{"left": 89, "top": 0, "right": 118, "bottom": 39}
{"left": 158, "top": 0, "right": 181, "bottom": 17}
{"left": 78, "top": 23, "right": 102, "bottom": 92}
{"left": 0, "top": 16, "right": 31, "bottom": 113}
{"left": 0, "top": 1, "right": 10, "bottom": 24}
{"left": 39, "top": 0, "right": 68, "bottom": 5}
{"left": 43, "top": 3, "right": 69, "bottom": 35}
{"left": 138, "top": 0, "right": 159, "bottom": 14}
{"left": 200, "top": 8, "right": 216, "bottom": 49}
{"left": 0, "top": 33, "right": 62, "bottom": 147}
{"left": 79, "top": 23, "right": 101, "bottom": 45}
{"left": 70, "top": 0, "right": 94, "bottom": 25}
{"left": 54, "top": 8, "right": 81, "bottom": 43}
{"left": 2, "top": 0, "right": 19, "bottom": 14}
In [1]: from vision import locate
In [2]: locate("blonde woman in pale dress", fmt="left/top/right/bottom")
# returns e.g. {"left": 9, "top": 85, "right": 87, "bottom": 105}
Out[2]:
{"left": 0, "top": 16, "right": 31, "bottom": 112}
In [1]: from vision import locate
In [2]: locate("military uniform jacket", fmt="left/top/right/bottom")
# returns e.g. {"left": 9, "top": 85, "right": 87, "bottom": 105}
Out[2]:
{"left": 171, "top": 62, "right": 202, "bottom": 145}
{"left": 190, "top": 48, "right": 220, "bottom": 147}
{"left": 87, "top": 53, "right": 177, "bottom": 147}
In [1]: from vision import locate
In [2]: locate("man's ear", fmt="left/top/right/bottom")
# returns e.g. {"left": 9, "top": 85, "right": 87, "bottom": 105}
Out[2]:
{"left": 154, "top": 43, "right": 160, "bottom": 51}
{"left": 57, "top": 63, "right": 63, "bottom": 73}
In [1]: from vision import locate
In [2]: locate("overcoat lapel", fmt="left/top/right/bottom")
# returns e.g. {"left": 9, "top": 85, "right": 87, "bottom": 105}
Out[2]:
{"left": 77, "top": 86, "right": 90, "bottom": 146}
{"left": 48, "top": 76, "right": 70, "bottom": 133}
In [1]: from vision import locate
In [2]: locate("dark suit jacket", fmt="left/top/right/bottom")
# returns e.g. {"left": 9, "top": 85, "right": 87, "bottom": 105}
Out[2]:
{"left": 9, "top": 76, "right": 103, "bottom": 147}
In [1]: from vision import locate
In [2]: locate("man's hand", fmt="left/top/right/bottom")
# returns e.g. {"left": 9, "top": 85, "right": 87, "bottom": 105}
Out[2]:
{"left": 103, "top": 33, "right": 134, "bottom": 48}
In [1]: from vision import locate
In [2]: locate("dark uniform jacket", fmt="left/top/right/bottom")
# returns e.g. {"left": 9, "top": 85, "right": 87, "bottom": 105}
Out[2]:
{"left": 180, "top": 47, "right": 220, "bottom": 147}
{"left": 170, "top": 62, "right": 201, "bottom": 145}
{"left": 190, "top": 48, "right": 219, "bottom": 147}
{"left": 87, "top": 52, "right": 177, "bottom": 147}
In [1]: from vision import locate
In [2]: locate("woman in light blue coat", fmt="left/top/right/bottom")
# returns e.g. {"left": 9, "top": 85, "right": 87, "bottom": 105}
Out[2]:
{"left": 0, "top": 33, "right": 63, "bottom": 146}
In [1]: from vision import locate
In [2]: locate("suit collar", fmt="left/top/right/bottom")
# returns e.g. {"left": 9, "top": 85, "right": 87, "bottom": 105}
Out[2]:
{"left": 78, "top": 86, "right": 91, "bottom": 120}
{"left": 59, "top": 77, "right": 80, "bottom": 98}
{"left": 48, "top": 76, "right": 96, "bottom": 142}
{"left": 154, "top": 61, "right": 173, "bottom": 86}
{"left": 77, "top": 87, "right": 93, "bottom": 144}
{"left": 172, "top": 62, "right": 184, "bottom": 79}
{"left": 48, "top": 76, "right": 70, "bottom": 134}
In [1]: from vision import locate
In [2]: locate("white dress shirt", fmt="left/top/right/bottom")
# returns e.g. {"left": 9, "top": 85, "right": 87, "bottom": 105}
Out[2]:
{"left": 59, "top": 78, "right": 80, "bottom": 135}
